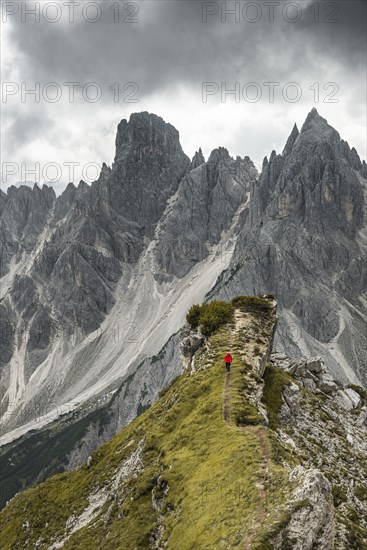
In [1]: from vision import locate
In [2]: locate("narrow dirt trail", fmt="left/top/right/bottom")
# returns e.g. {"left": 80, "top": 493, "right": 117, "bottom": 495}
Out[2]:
{"left": 242, "top": 428, "right": 269, "bottom": 549}
{"left": 222, "top": 309, "right": 270, "bottom": 549}
{"left": 223, "top": 371, "right": 231, "bottom": 423}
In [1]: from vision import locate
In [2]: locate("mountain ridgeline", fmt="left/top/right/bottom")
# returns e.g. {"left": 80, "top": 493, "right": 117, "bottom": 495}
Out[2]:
{"left": 0, "top": 298, "right": 366, "bottom": 549}
{"left": 0, "top": 109, "right": 366, "bottom": 511}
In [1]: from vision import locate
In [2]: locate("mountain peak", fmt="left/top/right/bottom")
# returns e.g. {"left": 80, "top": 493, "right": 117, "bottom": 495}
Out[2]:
{"left": 309, "top": 106, "right": 319, "bottom": 117}
{"left": 301, "top": 107, "right": 331, "bottom": 134}
{"left": 114, "top": 111, "right": 185, "bottom": 166}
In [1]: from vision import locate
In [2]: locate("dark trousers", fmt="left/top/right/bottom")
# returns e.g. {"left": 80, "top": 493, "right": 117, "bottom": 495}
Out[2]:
{"left": 225, "top": 362, "right": 231, "bottom": 373}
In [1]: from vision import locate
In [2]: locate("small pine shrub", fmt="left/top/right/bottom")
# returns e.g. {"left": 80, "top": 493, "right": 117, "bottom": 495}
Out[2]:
{"left": 199, "top": 301, "right": 234, "bottom": 337}
{"left": 186, "top": 301, "right": 235, "bottom": 337}
{"left": 186, "top": 304, "right": 202, "bottom": 330}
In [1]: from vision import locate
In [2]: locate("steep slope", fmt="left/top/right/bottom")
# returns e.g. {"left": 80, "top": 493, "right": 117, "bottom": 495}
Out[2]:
{"left": 210, "top": 108, "right": 367, "bottom": 386}
{"left": 155, "top": 148, "right": 256, "bottom": 277}
{"left": 0, "top": 113, "right": 256, "bottom": 442}
{"left": 0, "top": 298, "right": 366, "bottom": 549}
{"left": 0, "top": 330, "right": 184, "bottom": 509}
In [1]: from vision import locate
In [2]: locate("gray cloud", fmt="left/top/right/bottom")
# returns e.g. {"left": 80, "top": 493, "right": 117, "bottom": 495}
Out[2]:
{"left": 6, "top": 1, "right": 365, "bottom": 91}
{"left": 6, "top": 110, "right": 54, "bottom": 145}
{"left": 302, "top": 0, "right": 366, "bottom": 63}
{"left": 2, "top": 0, "right": 366, "bottom": 191}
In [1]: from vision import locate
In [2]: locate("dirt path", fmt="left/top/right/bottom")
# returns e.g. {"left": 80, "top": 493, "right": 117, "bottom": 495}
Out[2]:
{"left": 223, "top": 370, "right": 231, "bottom": 423}
{"left": 222, "top": 309, "right": 270, "bottom": 549}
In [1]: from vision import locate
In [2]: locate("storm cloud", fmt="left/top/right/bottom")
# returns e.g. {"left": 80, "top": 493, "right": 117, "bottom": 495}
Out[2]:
{"left": 2, "top": 0, "right": 366, "bottom": 191}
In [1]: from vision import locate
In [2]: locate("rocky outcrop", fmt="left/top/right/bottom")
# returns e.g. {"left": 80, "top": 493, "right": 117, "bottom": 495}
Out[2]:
{"left": 0, "top": 184, "right": 56, "bottom": 277}
{"left": 180, "top": 327, "right": 204, "bottom": 369}
{"left": 272, "top": 468, "right": 334, "bottom": 550}
{"left": 271, "top": 353, "right": 340, "bottom": 394}
{"left": 267, "top": 350, "right": 367, "bottom": 548}
{"left": 111, "top": 111, "right": 190, "bottom": 238}
{"left": 282, "top": 123, "right": 299, "bottom": 157}
{"left": 190, "top": 148, "right": 205, "bottom": 169}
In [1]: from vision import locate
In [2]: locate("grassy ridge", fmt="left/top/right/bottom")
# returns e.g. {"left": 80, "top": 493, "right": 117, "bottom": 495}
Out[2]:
{"left": 0, "top": 298, "right": 292, "bottom": 549}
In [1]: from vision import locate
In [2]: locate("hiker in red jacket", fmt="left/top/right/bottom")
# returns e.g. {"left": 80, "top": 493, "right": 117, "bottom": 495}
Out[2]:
{"left": 224, "top": 352, "right": 232, "bottom": 373}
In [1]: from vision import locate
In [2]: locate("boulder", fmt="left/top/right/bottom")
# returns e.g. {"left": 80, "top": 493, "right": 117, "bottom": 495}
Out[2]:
{"left": 272, "top": 469, "right": 334, "bottom": 550}
{"left": 344, "top": 388, "right": 362, "bottom": 408}
{"left": 316, "top": 371, "right": 338, "bottom": 394}
{"left": 305, "top": 357, "right": 324, "bottom": 374}
{"left": 318, "top": 379, "right": 338, "bottom": 395}
{"left": 334, "top": 389, "right": 361, "bottom": 411}
{"left": 321, "top": 406, "right": 340, "bottom": 423}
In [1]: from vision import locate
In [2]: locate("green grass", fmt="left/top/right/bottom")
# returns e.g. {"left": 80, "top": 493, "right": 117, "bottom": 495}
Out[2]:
{"left": 332, "top": 485, "right": 348, "bottom": 506}
{"left": 0, "top": 303, "right": 291, "bottom": 550}
{"left": 262, "top": 365, "right": 292, "bottom": 430}
{"left": 0, "top": 405, "right": 113, "bottom": 510}
{"left": 354, "top": 484, "right": 367, "bottom": 501}
{"left": 228, "top": 351, "right": 264, "bottom": 428}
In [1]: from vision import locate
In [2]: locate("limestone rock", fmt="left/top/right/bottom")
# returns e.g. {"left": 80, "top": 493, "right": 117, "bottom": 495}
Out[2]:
{"left": 343, "top": 388, "right": 362, "bottom": 408}
{"left": 305, "top": 357, "right": 324, "bottom": 374}
{"left": 317, "top": 377, "right": 339, "bottom": 395}
{"left": 211, "top": 108, "right": 367, "bottom": 387}
{"left": 180, "top": 329, "right": 204, "bottom": 369}
{"left": 272, "top": 469, "right": 334, "bottom": 550}
{"left": 334, "top": 389, "right": 361, "bottom": 411}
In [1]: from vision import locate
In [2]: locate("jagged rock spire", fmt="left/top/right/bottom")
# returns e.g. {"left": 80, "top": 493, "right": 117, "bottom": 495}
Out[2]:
{"left": 191, "top": 147, "right": 205, "bottom": 169}
{"left": 282, "top": 123, "right": 299, "bottom": 156}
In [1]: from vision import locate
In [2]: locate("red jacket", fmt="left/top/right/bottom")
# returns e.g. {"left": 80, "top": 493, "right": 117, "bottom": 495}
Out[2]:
{"left": 224, "top": 354, "right": 232, "bottom": 364}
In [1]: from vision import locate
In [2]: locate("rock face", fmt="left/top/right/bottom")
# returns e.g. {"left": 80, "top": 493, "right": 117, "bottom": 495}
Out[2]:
{"left": 269, "top": 350, "right": 367, "bottom": 549}
{"left": 273, "top": 468, "right": 335, "bottom": 550}
{"left": 272, "top": 353, "right": 340, "bottom": 394}
{"left": 0, "top": 184, "right": 56, "bottom": 277}
{"left": 156, "top": 148, "right": 256, "bottom": 277}
{"left": 180, "top": 328, "right": 205, "bottom": 369}
{"left": 111, "top": 112, "right": 190, "bottom": 238}
{"left": 211, "top": 108, "right": 367, "bottom": 386}
{"left": 0, "top": 108, "right": 366, "bottom": 452}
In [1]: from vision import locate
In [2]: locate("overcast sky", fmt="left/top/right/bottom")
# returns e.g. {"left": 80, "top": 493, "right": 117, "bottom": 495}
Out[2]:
{"left": 1, "top": 0, "right": 366, "bottom": 193}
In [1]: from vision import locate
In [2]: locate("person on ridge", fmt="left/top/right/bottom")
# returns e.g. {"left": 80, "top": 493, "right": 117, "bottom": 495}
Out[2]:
{"left": 224, "top": 352, "right": 232, "bottom": 373}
